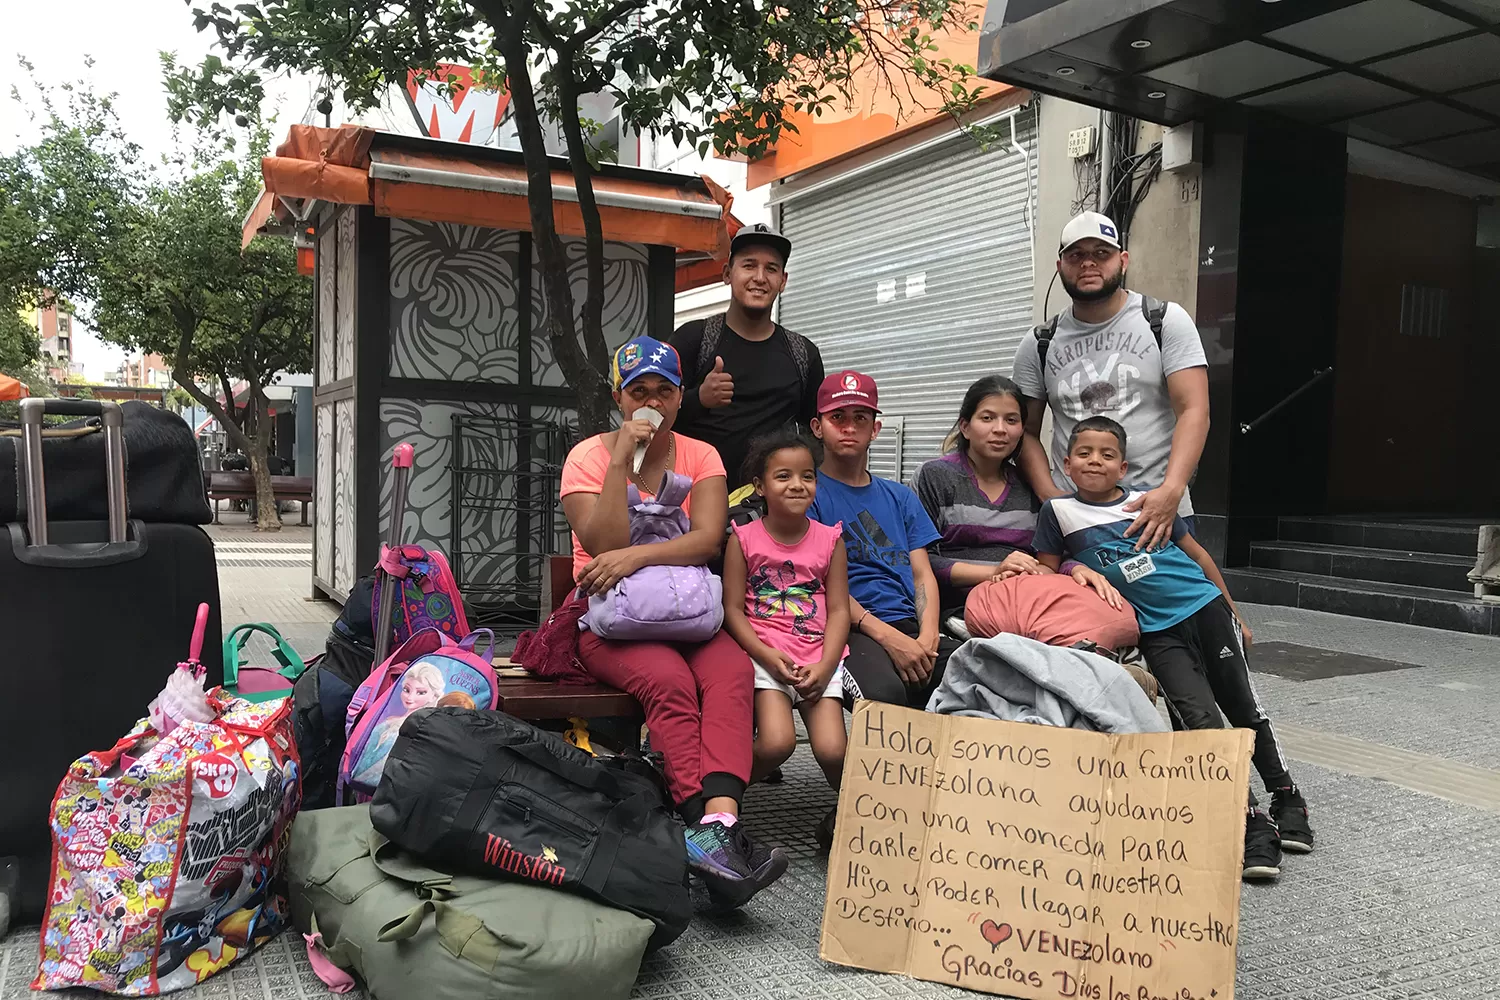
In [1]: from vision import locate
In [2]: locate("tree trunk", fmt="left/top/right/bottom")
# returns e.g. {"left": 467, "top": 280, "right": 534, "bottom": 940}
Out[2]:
{"left": 248, "top": 388, "right": 282, "bottom": 532}
{"left": 166, "top": 320, "right": 282, "bottom": 528}
{"left": 554, "top": 68, "right": 610, "bottom": 382}
{"left": 169, "top": 367, "right": 282, "bottom": 530}
{"left": 484, "top": 1, "right": 614, "bottom": 436}
{"left": 174, "top": 370, "right": 252, "bottom": 456}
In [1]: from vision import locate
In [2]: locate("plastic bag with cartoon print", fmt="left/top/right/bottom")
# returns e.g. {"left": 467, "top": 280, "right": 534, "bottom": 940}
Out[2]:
{"left": 33, "top": 695, "right": 300, "bottom": 995}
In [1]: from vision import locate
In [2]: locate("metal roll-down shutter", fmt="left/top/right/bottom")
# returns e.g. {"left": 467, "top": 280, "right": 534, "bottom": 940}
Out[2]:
{"left": 778, "top": 109, "right": 1036, "bottom": 482}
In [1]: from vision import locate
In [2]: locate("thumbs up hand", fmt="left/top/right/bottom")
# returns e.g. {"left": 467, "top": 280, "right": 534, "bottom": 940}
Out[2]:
{"left": 699, "top": 355, "right": 735, "bottom": 409}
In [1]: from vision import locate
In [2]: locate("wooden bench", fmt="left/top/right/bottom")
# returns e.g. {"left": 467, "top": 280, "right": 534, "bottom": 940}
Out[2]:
{"left": 494, "top": 675, "right": 641, "bottom": 720}
{"left": 494, "top": 555, "right": 643, "bottom": 727}
{"left": 206, "top": 471, "right": 314, "bottom": 525}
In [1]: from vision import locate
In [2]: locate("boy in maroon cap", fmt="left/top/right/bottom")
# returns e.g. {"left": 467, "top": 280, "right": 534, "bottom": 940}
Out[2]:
{"left": 807, "top": 371, "right": 961, "bottom": 708}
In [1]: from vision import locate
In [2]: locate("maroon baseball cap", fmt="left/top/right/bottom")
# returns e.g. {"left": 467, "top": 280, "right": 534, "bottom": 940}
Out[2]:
{"left": 816, "top": 370, "right": 881, "bottom": 415}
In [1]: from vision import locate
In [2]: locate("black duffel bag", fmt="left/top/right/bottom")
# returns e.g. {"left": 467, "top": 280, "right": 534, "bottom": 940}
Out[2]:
{"left": 371, "top": 707, "right": 690, "bottom": 951}
{"left": 294, "top": 578, "right": 381, "bottom": 810}
{"left": 291, "top": 625, "right": 371, "bottom": 810}
{"left": 0, "top": 400, "right": 210, "bottom": 524}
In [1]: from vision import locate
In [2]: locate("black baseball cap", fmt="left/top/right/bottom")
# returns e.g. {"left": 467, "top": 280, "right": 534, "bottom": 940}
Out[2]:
{"left": 729, "top": 223, "right": 791, "bottom": 263}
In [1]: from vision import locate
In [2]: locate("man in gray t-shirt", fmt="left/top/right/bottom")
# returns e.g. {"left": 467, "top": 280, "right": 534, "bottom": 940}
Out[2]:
{"left": 1011, "top": 211, "right": 1210, "bottom": 550}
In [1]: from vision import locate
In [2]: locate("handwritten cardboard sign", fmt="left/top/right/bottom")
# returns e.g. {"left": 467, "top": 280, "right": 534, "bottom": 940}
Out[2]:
{"left": 820, "top": 703, "right": 1252, "bottom": 1000}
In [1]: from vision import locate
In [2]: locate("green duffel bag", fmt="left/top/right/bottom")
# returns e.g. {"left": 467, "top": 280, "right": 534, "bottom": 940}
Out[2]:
{"left": 287, "top": 806, "right": 654, "bottom": 1000}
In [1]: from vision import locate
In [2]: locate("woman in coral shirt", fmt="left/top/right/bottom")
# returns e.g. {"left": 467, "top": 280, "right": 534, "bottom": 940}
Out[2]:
{"left": 560, "top": 335, "right": 786, "bottom": 911}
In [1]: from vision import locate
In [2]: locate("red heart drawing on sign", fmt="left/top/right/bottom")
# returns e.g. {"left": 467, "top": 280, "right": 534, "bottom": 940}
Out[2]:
{"left": 979, "top": 919, "right": 1012, "bottom": 951}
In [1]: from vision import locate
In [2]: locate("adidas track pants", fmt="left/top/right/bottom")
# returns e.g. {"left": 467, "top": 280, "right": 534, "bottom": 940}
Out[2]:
{"left": 1138, "top": 597, "right": 1293, "bottom": 803}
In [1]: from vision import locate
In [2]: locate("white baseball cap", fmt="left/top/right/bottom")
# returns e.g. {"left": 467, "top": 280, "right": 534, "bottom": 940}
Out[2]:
{"left": 1059, "top": 211, "right": 1121, "bottom": 253}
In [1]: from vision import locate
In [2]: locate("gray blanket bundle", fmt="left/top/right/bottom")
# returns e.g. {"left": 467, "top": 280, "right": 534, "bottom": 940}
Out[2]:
{"left": 927, "top": 634, "right": 1168, "bottom": 735}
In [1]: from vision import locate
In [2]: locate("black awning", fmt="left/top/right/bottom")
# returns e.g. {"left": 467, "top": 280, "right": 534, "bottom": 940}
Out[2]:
{"left": 978, "top": 0, "right": 1500, "bottom": 179}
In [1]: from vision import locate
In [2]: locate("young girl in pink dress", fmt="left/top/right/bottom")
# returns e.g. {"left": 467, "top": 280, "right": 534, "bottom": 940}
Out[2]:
{"left": 721, "top": 431, "right": 850, "bottom": 852}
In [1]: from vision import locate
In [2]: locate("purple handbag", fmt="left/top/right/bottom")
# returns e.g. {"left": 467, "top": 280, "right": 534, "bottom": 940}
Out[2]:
{"left": 583, "top": 471, "right": 724, "bottom": 642}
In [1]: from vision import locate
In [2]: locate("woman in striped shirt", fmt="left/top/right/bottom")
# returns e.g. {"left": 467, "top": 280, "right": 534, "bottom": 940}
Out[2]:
{"left": 913, "top": 376, "right": 1127, "bottom": 640}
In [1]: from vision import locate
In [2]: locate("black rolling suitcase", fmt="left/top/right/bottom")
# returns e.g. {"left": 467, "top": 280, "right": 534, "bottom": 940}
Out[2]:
{"left": 0, "top": 399, "right": 223, "bottom": 922}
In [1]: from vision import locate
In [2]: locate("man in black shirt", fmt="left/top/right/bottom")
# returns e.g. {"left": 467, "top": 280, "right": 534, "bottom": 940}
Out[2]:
{"left": 670, "top": 224, "right": 825, "bottom": 490}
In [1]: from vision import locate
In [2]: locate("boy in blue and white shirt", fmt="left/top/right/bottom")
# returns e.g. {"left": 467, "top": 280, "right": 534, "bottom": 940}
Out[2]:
{"left": 1033, "top": 416, "right": 1314, "bottom": 882}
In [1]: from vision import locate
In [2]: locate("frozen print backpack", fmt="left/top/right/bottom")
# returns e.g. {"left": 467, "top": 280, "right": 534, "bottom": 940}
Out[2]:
{"left": 339, "top": 627, "right": 499, "bottom": 800}
{"left": 372, "top": 544, "right": 470, "bottom": 645}
{"left": 583, "top": 471, "right": 724, "bottom": 642}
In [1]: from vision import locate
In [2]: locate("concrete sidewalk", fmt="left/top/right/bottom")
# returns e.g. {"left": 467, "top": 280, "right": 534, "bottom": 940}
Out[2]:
{"left": 4, "top": 523, "right": 1499, "bottom": 1000}
{"left": 208, "top": 522, "right": 337, "bottom": 654}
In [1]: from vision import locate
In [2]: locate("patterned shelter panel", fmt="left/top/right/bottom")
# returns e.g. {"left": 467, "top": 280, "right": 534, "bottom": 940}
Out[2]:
{"left": 532, "top": 238, "right": 650, "bottom": 387}
{"left": 378, "top": 399, "right": 574, "bottom": 632}
{"left": 335, "top": 212, "right": 357, "bottom": 381}
{"left": 315, "top": 402, "right": 334, "bottom": 582}
{"left": 388, "top": 219, "right": 524, "bottom": 383}
{"left": 317, "top": 225, "right": 337, "bottom": 385}
{"left": 334, "top": 398, "right": 356, "bottom": 593}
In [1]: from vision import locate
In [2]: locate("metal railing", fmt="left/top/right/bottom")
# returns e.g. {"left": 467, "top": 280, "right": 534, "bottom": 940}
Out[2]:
{"left": 1238, "top": 367, "right": 1334, "bottom": 436}
{"left": 449, "top": 414, "right": 573, "bottom": 636}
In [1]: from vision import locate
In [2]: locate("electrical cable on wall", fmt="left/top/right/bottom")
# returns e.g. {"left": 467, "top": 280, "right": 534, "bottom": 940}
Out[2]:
{"left": 1047, "top": 115, "right": 1161, "bottom": 324}
{"left": 1101, "top": 112, "right": 1163, "bottom": 247}
{"left": 1072, "top": 152, "right": 1099, "bottom": 217}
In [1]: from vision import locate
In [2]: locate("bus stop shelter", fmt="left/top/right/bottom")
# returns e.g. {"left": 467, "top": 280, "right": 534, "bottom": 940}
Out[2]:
{"left": 242, "top": 124, "right": 738, "bottom": 628}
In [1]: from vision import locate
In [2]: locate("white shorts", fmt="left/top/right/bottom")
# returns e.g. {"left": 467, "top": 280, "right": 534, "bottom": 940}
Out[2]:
{"left": 752, "top": 658, "right": 847, "bottom": 706}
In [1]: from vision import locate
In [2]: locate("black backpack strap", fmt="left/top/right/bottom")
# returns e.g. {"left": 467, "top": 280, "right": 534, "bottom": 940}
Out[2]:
{"left": 1140, "top": 295, "right": 1168, "bottom": 349}
{"left": 696, "top": 313, "right": 725, "bottom": 379}
{"left": 777, "top": 324, "right": 812, "bottom": 389}
{"left": 1034, "top": 315, "right": 1060, "bottom": 369}
{"left": 701, "top": 314, "right": 812, "bottom": 392}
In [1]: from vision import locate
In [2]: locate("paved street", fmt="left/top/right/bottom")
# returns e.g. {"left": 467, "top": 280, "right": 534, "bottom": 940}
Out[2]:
{"left": 3, "top": 520, "right": 1499, "bottom": 1000}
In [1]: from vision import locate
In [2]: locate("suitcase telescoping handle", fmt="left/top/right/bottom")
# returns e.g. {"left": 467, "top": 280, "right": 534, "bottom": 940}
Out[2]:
{"left": 20, "top": 398, "right": 128, "bottom": 546}
{"left": 372, "top": 443, "right": 415, "bottom": 668}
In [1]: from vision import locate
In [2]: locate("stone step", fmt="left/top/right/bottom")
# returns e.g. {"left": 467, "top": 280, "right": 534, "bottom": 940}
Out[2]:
{"left": 1277, "top": 517, "right": 1479, "bottom": 558}
{"left": 1250, "top": 540, "right": 1475, "bottom": 593}
{"left": 1223, "top": 567, "right": 1498, "bottom": 636}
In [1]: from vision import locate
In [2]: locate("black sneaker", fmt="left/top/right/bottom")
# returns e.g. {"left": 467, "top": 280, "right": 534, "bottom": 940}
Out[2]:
{"left": 1242, "top": 810, "right": 1282, "bottom": 881}
{"left": 685, "top": 820, "right": 788, "bottom": 910}
{"left": 1271, "top": 784, "right": 1314, "bottom": 854}
{"left": 814, "top": 807, "right": 837, "bottom": 854}
{"left": 763, "top": 767, "right": 785, "bottom": 785}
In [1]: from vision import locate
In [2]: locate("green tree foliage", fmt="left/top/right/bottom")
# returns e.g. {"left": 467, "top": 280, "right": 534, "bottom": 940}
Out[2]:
{"left": 0, "top": 308, "right": 44, "bottom": 382}
{"left": 90, "top": 146, "right": 312, "bottom": 530}
{"left": 0, "top": 61, "right": 144, "bottom": 313}
{"left": 0, "top": 71, "right": 311, "bottom": 529}
{"left": 165, "top": 385, "right": 198, "bottom": 411}
{"left": 0, "top": 62, "right": 124, "bottom": 397}
{"left": 166, "top": 0, "right": 990, "bottom": 433}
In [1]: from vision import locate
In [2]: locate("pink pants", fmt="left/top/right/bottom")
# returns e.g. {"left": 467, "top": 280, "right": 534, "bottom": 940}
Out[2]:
{"left": 578, "top": 629, "right": 753, "bottom": 810}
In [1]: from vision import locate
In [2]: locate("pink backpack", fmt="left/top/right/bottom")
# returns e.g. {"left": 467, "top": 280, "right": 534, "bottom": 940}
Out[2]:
{"left": 339, "top": 627, "right": 499, "bottom": 800}
{"left": 373, "top": 543, "right": 470, "bottom": 645}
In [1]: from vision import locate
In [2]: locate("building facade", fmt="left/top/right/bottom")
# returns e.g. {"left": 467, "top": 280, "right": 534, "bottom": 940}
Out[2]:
{"left": 973, "top": 0, "right": 1500, "bottom": 632}
{"left": 772, "top": 97, "right": 1037, "bottom": 482}
{"left": 120, "top": 353, "right": 172, "bottom": 390}
{"left": 644, "top": 2, "right": 1500, "bottom": 631}
{"left": 34, "top": 301, "right": 78, "bottom": 383}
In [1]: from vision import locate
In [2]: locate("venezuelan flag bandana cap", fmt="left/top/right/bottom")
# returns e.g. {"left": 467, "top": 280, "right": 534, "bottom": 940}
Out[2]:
{"left": 611, "top": 336, "right": 682, "bottom": 391}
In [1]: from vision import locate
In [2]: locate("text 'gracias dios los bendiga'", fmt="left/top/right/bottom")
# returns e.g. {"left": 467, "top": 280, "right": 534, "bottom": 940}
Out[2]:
{"left": 820, "top": 703, "right": 1252, "bottom": 1000}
